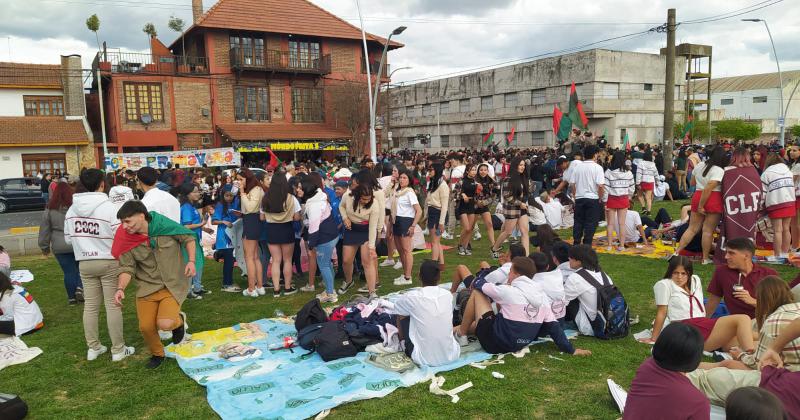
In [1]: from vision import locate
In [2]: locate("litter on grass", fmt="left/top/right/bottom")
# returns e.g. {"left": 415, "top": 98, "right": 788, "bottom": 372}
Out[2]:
{"left": 491, "top": 371, "right": 505, "bottom": 379}
{"left": 429, "top": 376, "right": 473, "bottom": 403}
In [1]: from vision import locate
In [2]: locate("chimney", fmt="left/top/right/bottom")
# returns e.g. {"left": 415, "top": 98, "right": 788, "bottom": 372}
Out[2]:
{"left": 192, "top": 0, "right": 203, "bottom": 24}
{"left": 60, "top": 55, "right": 86, "bottom": 117}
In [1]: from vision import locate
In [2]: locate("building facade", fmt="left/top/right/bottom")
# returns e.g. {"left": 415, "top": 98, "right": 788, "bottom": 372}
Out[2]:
{"left": 0, "top": 56, "right": 95, "bottom": 178}
{"left": 92, "top": 0, "right": 399, "bottom": 163}
{"left": 386, "top": 49, "right": 686, "bottom": 151}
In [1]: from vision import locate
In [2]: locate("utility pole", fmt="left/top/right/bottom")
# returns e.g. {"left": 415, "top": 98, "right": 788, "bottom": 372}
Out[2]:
{"left": 662, "top": 8, "right": 676, "bottom": 170}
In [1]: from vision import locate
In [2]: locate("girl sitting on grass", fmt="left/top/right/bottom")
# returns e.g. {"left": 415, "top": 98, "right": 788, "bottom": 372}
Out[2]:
{"left": 0, "top": 271, "right": 43, "bottom": 336}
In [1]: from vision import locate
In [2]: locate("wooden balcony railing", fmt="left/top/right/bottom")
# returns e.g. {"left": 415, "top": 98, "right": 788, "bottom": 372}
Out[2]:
{"left": 230, "top": 47, "right": 331, "bottom": 75}
{"left": 95, "top": 51, "right": 209, "bottom": 75}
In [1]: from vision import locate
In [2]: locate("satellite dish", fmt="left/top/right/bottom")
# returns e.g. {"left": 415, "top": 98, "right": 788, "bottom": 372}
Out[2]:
{"left": 140, "top": 113, "right": 153, "bottom": 125}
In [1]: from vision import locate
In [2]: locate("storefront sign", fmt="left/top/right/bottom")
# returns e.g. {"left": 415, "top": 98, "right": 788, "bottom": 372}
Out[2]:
{"left": 236, "top": 142, "right": 349, "bottom": 152}
{"left": 104, "top": 147, "right": 240, "bottom": 171}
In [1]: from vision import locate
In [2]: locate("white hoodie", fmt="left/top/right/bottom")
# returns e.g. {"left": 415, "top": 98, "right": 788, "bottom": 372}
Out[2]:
{"left": 108, "top": 185, "right": 135, "bottom": 211}
{"left": 532, "top": 270, "right": 568, "bottom": 319}
{"left": 64, "top": 192, "right": 121, "bottom": 261}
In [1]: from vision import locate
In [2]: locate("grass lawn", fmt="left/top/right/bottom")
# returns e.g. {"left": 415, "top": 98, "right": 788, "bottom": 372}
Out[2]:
{"left": 4, "top": 199, "right": 797, "bottom": 419}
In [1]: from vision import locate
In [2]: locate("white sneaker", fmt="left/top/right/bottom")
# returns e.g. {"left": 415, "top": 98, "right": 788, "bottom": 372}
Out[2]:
{"left": 454, "top": 332, "right": 469, "bottom": 347}
{"left": 299, "top": 284, "right": 315, "bottom": 292}
{"left": 473, "top": 230, "right": 481, "bottom": 240}
{"left": 380, "top": 259, "right": 396, "bottom": 267}
{"left": 317, "top": 292, "right": 338, "bottom": 303}
{"left": 255, "top": 287, "right": 266, "bottom": 296}
{"left": 242, "top": 288, "right": 258, "bottom": 297}
{"left": 441, "top": 232, "right": 453, "bottom": 240}
{"left": 111, "top": 346, "right": 135, "bottom": 362}
{"left": 393, "top": 276, "right": 413, "bottom": 286}
{"left": 158, "top": 330, "right": 172, "bottom": 340}
{"left": 393, "top": 261, "right": 403, "bottom": 270}
{"left": 422, "top": 228, "right": 429, "bottom": 236}
{"left": 599, "top": 221, "right": 608, "bottom": 228}
{"left": 87, "top": 345, "right": 107, "bottom": 361}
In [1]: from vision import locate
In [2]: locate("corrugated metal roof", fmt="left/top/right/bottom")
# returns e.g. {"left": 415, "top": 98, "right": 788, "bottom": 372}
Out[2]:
{"left": 690, "top": 70, "right": 800, "bottom": 94}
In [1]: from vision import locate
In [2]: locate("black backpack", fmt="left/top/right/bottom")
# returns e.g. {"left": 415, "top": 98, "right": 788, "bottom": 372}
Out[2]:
{"left": 297, "top": 323, "right": 325, "bottom": 351}
{"left": 575, "top": 269, "right": 630, "bottom": 339}
{"left": 0, "top": 393, "right": 27, "bottom": 420}
{"left": 295, "top": 298, "right": 328, "bottom": 331}
{"left": 313, "top": 321, "right": 359, "bottom": 362}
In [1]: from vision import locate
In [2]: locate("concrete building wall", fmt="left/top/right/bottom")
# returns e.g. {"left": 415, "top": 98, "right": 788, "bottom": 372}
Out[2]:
{"left": 0, "top": 89, "right": 62, "bottom": 116}
{"left": 0, "top": 146, "right": 69, "bottom": 177}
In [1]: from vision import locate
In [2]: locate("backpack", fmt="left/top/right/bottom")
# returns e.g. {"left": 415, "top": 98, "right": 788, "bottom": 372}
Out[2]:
{"left": 0, "top": 393, "right": 27, "bottom": 420}
{"left": 575, "top": 269, "right": 629, "bottom": 339}
{"left": 295, "top": 298, "right": 328, "bottom": 331}
{"left": 313, "top": 321, "right": 359, "bottom": 362}
{"left": 297, "top": 323, "right": 325, "bottom": 351}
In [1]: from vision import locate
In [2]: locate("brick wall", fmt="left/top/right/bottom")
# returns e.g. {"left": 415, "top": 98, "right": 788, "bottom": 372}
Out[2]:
{"left": 174, "top": 81, "right": 211, "bottom": 131}
{"left": 330, "top": 40, "right": 357, "bottom": 73}
{"left": 78, "top": 144, "right": 96, "bottom": 170}
{"left": 211, "top": 31, "right": 230, "bottom": 70}
{"left": 270, "top": 85, "right": 284, "bottom": 121}
{"left": 116, "top": 80, "right": 172, "bottom": 131}
{"left": 215, "top": 79, "right": 235, "bottom": 123}
{"left": 178, "top": 133, "right": 205, "bottom": 150}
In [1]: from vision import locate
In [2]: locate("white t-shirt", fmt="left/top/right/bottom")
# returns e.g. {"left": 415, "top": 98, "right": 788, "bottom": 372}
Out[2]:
{"left": 653, "top": 276, "right": 706, "bottom": 323}
{"left": 141, "top": 188, "right": 181, "bottom": 223}
{"left": 395, "top": 191, "right": 419, "bottom": 218}
{"left": 625, "top": 211, "right": 644, "bottom": 243}
{"left": 572, "top": 161, "right": 605, "bottom": 200}
{"left": 484, "top": 262, "right": 511, "bottom": 285}
{"left": 692, "top": 162, "right": 724, "bottom": 192}
{"left": 563, "top": 160, "right": 583, "bottom": 184}
{"left": 0, "top": 285, "right": 43, "bottom": 336}
{"left": 383, "top": 286, "right": 460, "bottom": 367}
{"left": 450, "top": 165, "right": 465, "bottom": 185}
{"left": 564, "top": 269, "right": 615, "bottom": 336}
{"left": 654, "top": 180, "right": 667, "bottom": 199}
{"left": 541, "top": 198, "right": 564, "bottom": 228}
{"left": 557, "top": 261, "right": 576, "bottom": 284}
{"left": 533, "top": 270, "right": 567, "bottom": 319}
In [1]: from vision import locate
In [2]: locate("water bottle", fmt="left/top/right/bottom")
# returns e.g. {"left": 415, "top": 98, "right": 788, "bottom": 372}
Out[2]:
{"left": 274, "top": 309, "right": 285, "bottom": 318}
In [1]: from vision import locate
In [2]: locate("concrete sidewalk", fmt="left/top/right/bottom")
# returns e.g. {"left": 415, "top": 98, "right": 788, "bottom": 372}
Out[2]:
{"left": 0, "top": 231, "right": 41, "bottom": 256}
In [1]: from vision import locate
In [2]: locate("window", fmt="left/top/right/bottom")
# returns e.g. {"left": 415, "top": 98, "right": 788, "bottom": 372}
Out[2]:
{"left": 406, "top": 106, "right": 418, "bottom": 117}
{"left": 440, "top": 102, "right": 450, "bottom": 114}
{"left": 229, "top": 35, "right": 264, "bottom": 66}
{"left": 504, "top": 93, "right": 518, "bottom": 108}
{"left": 753, "top": 96, "right": 768, "bottom": 103}
{"left": 721, "top": 98, "right": 734, "bottom": 105}
{"left": 459, "top": 99, "right": 470, "bottom": 112}
{"left": 23, "top": 96, "right": 64, "bottom": 116}
{"left": 291, "top": 87, "right": 324, "bottom": 122}
{"left": 481, "top": 96, "right": 493, "bottom": 110}
{"left": 390, "top": 108, "right": 403, "bottom": 120}
{"left": 123, "top": 82, "right": 163, "bottom": 122}
{"left": 531, "top": 89, "right": 546, "bottom": 105}
{"left": 289, "top": 40, "right": 321, "bottom": 69}
{"left": 22, "top": 153, "right": 66, "bottom": 177}
{"left": 644, "top": 83, "right": 653, "bottom": 91}
{"left": 422, "top": 104, "right": 434, "bottom": 116}
{"left": 234, "top": 86, "right": 269, "bottom": 122}
{"left": 601, "top": 82, "right": 619, "bottom": 99}
{"left": 440, "top": 135, "right": 449, "bottom": 148}
{"left": 532, "top": 131, "right": 545, "bottom": 146}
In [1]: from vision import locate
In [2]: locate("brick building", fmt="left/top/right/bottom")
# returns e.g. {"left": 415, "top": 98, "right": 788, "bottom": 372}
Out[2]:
{"left": 0, "top": 56, "right": 95, "bottom": 178}
{"left": 92, "top": 0, "right": 400, "bottom": 164}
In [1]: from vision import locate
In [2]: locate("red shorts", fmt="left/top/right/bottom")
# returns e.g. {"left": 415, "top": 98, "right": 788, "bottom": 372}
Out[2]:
{"left": 640, "top": 182, "right": 654, "bottom": 191}
{"left": 606, "top": 195, "right": 630, "bottom": 209}
{"left": 795, "top": 198, "right": 800, "bottom": 211}
{"left": 768, "top": 205, "right": 796, "bottom": 219}
{"left": 691, "top": 190, "right": 723, "bottom": 214}
{"left": 681, "top": 317, "right": 718, "bottom": 341}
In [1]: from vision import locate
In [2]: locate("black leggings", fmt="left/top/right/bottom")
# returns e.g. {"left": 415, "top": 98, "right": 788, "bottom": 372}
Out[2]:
{"left": 0, "top": 319, "right": 15, "bottom": 336}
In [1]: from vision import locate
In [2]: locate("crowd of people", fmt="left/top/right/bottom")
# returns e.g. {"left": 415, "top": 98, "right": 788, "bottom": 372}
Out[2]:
{"left": 1, "top": 136, "right": 799, "bottom": 417}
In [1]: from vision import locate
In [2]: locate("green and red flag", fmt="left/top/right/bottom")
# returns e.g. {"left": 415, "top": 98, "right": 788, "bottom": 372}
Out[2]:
{"left": 482, "top": 127, "right": 495, "bottom": 147}
{"left": 568, "top": 81, "right": 589, "bottom": 130}
{"left": 506, "top": 127, "right": 516, "bottom": 147}
{"left": 552, "top": 105, "right": 572, "bottom": 141}
{"left": 681, "top": 115, "right": 695, "bottom": 142}
{"left": 622, "top": 131, "right": 631, "bottom": 152}
{"left": 267, "top": 148, "right": 282, "bottom": 168}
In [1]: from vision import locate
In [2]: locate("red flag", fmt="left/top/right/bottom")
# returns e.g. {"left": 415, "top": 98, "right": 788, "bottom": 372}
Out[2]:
{"left": 506, "top": 127, "right": 516, "bottom": 147}
{"left": 267, "top": 148, "right": 282, "bottom": 168}
{"left": 482, "top": 127, "right": 495, "bottom": 146}
{"left": 568, "top": 82, "right": 589, "bottom": 129}
{"left": 552, "top": 106, "right": 563, "bottom": 134}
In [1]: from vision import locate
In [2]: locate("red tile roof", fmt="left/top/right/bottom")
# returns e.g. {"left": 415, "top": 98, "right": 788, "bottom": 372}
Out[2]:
{"left": 0, "top": 62, "right": 62, "bottom": 89}
{"left": 218, "top": 123, "right": 351, "bottom": 141}
{"left": 173, "top": 0, "right": 402, "bottom": 49}
{"left": 0, "top": 117, "right": 90, "bottom": 147}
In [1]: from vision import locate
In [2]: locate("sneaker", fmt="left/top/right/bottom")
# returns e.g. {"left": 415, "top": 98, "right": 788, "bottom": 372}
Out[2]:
{"left": 473, "top": 230, "right": 481, "bottom": 240}
{"left": 422, "top": 228, "right": 429, "bottom": 236}
{"left": 187, "top": 292, "right": 203, "bottom": 300}
{"left": 75, "top": 287, "right": 85, "bottom": 303}
{"left": 146, "top": 355, "right": 165, "bottom": 369}
{"left": 242, "top": 288, "right": 258, "bottom": 298}
{"left": 264, "top": 281, "right": 274, "bottom": 288}
{"left": 255, "top": 287, "right": 266, "bottom": 296}
{"left": 357, "top": 284, "right": 370, "bottom": 294}
{"left": 196, "top": 288, "right": 212, "bottom": 295}
{"left": 441, "top": 232, "right": 453, "bottom": 240}
{"left": 394, "top": 276, "right": 413, "bottom": 286}
{"left": 158, "top": 330, "right": 172, "bottom": 340}
{"left": 300, "top": 284, "right": 316, "bottom": 293}
{"left": 379, "top": 259, "right": 396, "bottom": 267}
{"left": 273, "top": 289, "right": 281, "bottom": 298}
{"left": 111, "top": 346, "right": 135, "bottom": 362}
{"left": 368, "top": 291, "right": 379, "bottom": 301}
{"left": 392, "top": 261, "right": 403, "bottom": 270}
{"left": 702, "top": 258, "right": 714, "bottom": 265}
{"left": 338, "top": 281, "right": 355, "bottom": 295}
{"left": 465, "top": 247, "right": 472, "bottom": 256}
{"left": 68, "top": 298, "right": 78, "bottom": 305}
{"left": 598, "top": 221, "right": 608, "bottom": 228}
{"left": 490, "top": 249, "right": 500, "bottom": 259}
{"left": 317, "top": 292, "right": 338, "bottom": 303}
{"left": 616, "top": 246, "right": 625, "bottom": 252}
{"left": 454, "top": 332, "right": 470, "bottom": 347}
{"left": 221, "top": 285, "right": 242, "bottom": 293}
{"left": 458, "top": 245, "right": 467, "bottom": 256}
{"left": 283, "top": 287, "right": 298, "bottom": 296}
{"left": 172, "top": 312, "right": 188, "bottom": 345}
{"left": 87, "top": 345, "right": 107, "bottom": 361}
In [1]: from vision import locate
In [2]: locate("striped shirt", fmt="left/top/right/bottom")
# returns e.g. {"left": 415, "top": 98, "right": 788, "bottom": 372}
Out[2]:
{"left": 604, "top": 169, "right": 635, "bottom": 200}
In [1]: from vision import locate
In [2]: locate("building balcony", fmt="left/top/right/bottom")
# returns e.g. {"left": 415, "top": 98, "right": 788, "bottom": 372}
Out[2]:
{"left": 361, "top": 60, "right": 389, "bottom": 77}
{"left": 94, "top": 51, "right": 209, "bottom": 75}
{"left": 230, "top": 47, "right": 331, "bottom": 75}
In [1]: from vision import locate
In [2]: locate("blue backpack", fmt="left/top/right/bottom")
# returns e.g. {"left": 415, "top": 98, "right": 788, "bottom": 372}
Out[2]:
{"left": 576, "top": 269, "right": 629, "bottom": 339}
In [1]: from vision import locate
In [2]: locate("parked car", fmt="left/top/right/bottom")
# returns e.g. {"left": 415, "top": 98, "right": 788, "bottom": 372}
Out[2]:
{"left": 0, "top": 178, "right": 45, "bottom": 213}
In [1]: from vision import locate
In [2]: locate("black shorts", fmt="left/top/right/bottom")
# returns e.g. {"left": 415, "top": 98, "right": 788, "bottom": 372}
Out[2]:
{"left": 475, "top": 311, "right": 509, "bottom": 354}
{"left": 343, "top": 223, "right": 369, "bottom": 246}
{"left": 392, "top": 216, "right": 414, "bottom": 237}
{"left": 242, "top": 213, "right": 262, "bottom": 240}
{"left": 400, "top": 317, "right": 413, "bottom": 358}
{"left": 265, "top": 221, "right": 295, "bottom": 244}
{"left": 473, "top": 206, "right": 489, "bottom": 215}
{"left": 427, "top": 207, "right": 441, "bottom": 230}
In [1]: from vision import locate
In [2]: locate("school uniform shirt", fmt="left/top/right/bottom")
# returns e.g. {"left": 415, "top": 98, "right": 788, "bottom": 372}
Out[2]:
{"left": 571, "top": 161, "right": 605, "bottom": 200}
{"left": 558, "top": 261, "right": 576, "bottom": 284}
{"left": 394, "top": 189, "right": 419, "bottom": 218}
{"left": 740, "top": 302, "right": 800, "bottom": 371}
{"left": 532, "top": 270, "right": 567, "bottom": 319}
{"left": 527, "top": 202, "right": 547, "bottom": 226}
{"left": 653, "top": 275, "right": 706, "bottom": 325}
{"left": 541, "top": 198, "right": 564, "bottom": 228}
{"left": 425, "top": 181, "right": 450, "bottom": 227}
{"left": 141, "top": 188, "right": 181, "bottom": 223}
{"left": 563, "top": 160, "right": 583, "bottom": 184}
{"left": 635, "top": 161, "right": 658, "bottom": 184}
{"left": 0, "top": 285, "right": 43, "bottom": 336}
{"left": 604, "top": 169, "right": 635, "bottom": 201}
{"left": 564, "top": 269, "right": 616, "bottom": 336}
{"left": 263, "top": 196, "right": 301, "bottom": 223}
{"left": 449, "top": 165, "right": 466, "bottom": 187}
{"left": 792, "top": 162, "right": 800, "bottom": 198}
{"left": 381, "top": 286, "right": 460, "bottom": 367}
{"left": 484, "top": 262, "right": 511, "bottom": 285}
{"left": 180, "top": 203, "right": 203, "bottom": 239}
{"left": 624, "top": 211, "right": 644, "bottom": 243}
{"left": 692, "top": 162, "right": 724, "bottom": 192}
{"left": 623, "top": 358, "right": 710, "bottom": 420}
{"left": 240, "top": 186, "right": 264, "bottom": 215}
{"left": 212, "top": 199, "right": 240, "bottom": 250}
{"left": 707, "top": 264, "right": 776, "bottom": 318}
{"left": 339, "top": 192, "right": 382, "bottom": 249}
{"left": 759, "top": 366, "right": 800, "bottom": 419}
{"left": 654, "top": 180, "right": 668, "bottom": 200}
{"left": 761, "top": 163, "right": 796, "bottom": 213}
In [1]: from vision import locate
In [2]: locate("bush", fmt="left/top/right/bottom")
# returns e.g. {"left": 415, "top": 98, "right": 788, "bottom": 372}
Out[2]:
{"left": 674, "top": 119, "right": 710, "bottom": 141}
{"left": 791, "top": 124, "right": 800, "bottom": 138}
{"left": 714, "top": 119, "right": 761, "bottom": 141}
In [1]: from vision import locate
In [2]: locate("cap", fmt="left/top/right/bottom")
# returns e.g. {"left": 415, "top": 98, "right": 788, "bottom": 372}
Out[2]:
{"left": 334, "top": 180, "right": 349, "bottom": 189}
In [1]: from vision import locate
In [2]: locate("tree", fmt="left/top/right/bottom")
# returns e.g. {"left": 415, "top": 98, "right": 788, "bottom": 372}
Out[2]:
{"left": 674, "top": 119, "right": 711, "bottom": 142}
{"left": 142, "top": 23, "right": 157, "bottom": 38}
{"left": 86, "top": 14, "right": 101, "bottom": 52}
{"left": 328, "top": 80, "right": 371, "bottom": 157}
{"left": 714, "top": 119, "right": 761, "bottom": 141}
{"left": 168, "top": 16, "right": 186, "bottom": 65}
{"left": 791, "top": 124, "right": 800, "bottom": 138}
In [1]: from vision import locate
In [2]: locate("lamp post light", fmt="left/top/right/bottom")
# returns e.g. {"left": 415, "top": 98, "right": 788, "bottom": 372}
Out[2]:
{"left": 743, "top": 18, "right": 784, "bottom": 146}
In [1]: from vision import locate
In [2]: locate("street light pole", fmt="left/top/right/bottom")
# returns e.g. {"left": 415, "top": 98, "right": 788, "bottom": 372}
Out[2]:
{"left": 369, "top": 27, "right": 406, "bottom": 161}
{"left": 744, "top": 18, "right": 784, "bottom": 146}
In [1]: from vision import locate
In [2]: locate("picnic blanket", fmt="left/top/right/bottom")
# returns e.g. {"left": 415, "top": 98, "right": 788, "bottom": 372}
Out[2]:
{"left": 168, "top": 286, "right": 576, "bottom": 419}
{"left": 0, "top": 336, "right": 42, "bottom": 371}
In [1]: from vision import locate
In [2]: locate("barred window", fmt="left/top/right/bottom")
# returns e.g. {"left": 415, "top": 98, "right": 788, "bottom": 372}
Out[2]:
{"left": 291, "top": 87, "right": 324, "bottom": 123}
{"left": 23, "top": 96, "right": 64, "bottom": 116}
{"left": 234, "top": 86, "right": 269, "bottom": 122}
{"left": 123, "top": 83, "right": 163, "bottom": 122}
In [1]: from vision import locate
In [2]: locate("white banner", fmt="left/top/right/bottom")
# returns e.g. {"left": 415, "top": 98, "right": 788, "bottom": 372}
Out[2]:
{"left": 104, "top": 148, "right": 240, "bottom": 171}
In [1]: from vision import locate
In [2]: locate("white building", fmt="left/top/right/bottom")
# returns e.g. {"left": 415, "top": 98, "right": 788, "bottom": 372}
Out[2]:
{"left": 0, "top": 56, "right": 95, "bottom": 178}
{"left": 690, "top": 70, "right": 800, "bottom": 139}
